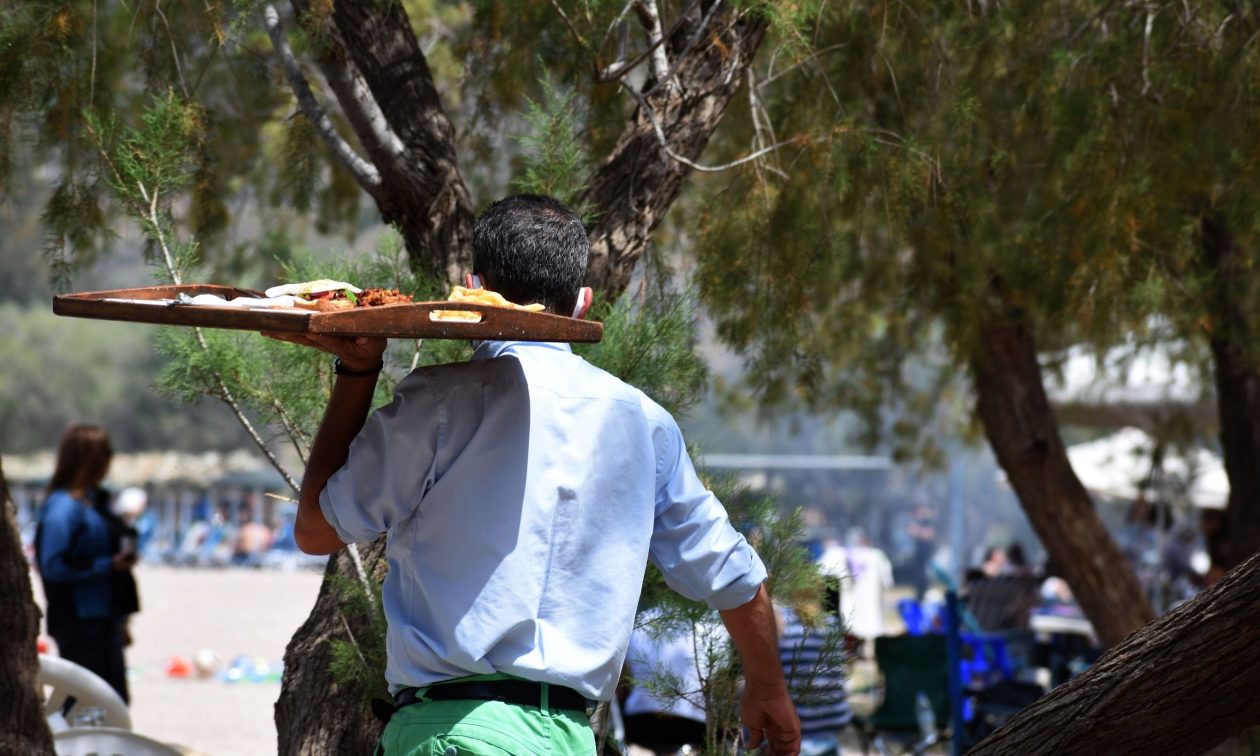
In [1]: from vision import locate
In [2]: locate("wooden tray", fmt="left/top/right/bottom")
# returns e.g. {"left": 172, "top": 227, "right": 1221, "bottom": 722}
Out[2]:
{"left": 53, "top": 285, "right": 603, "bottom": 343}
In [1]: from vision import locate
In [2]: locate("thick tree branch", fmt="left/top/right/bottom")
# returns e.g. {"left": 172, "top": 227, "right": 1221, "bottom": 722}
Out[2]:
{"left": 972, "top": 548, "right": 1260, "bottom": 754}
{"left": 263, "top": 5, "right": 382, "bottom": 191}
{"left": 634, "top": 0, "right": 675, "bottom": 90}
{"left": 311, "top": 37, "right": 408, "bottom": 164}
{"left": 289, "top": 0, "right": 473, "bottom": 278}
{"left": 581, "top": 7, "right": 771, "bottom": 294}
{"left": 972, "top": 316, "right": 1154, "bottom": 648}
{"left": 620, "top": 80, "right": 797, "bottom": 172}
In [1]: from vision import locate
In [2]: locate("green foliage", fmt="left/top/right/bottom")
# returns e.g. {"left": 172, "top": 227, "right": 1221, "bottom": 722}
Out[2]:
{"left": 87, "top": 92, "right": 204, "bottom": 205}
{"left": 0, "top": 0, "right": 347, "bottom": 272}
{"left": 575, "top": 286, "right": 709, "bottom": 418}
{"left": 83, "top": 93, "right": 207, "bottom": 280}
{"left": 511, "top": 73, "right": 590, "bottom": 212}
{"left": 327, "top": 574, "right": 390, "bottom": 702}
{"left": 40, "top": 179, "right": 106, "bottom": 288}
{"left": 693, "top": 1, "right": 1260, "bottom": 456}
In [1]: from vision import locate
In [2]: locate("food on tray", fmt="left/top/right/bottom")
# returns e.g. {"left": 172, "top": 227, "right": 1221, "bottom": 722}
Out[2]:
{"left": 174, "top": 280, "right": 415, "bottom": 312}
{"left": 356, "top": 288, "right": 414, "bottom": 307}
{"left": 433, "top": 285, "right": 545, "bottom": 322}
{"left": 288, "top": 285, "right": 413, "bottom": 311}
{"left": 264, "top": 279, "right": 362, "bottom": 298}
{"left": 176, "top": 293, "right": 306, "bottom": 309}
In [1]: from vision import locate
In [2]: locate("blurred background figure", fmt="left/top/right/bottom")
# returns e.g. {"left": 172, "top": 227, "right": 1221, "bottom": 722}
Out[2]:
{"left": 819, "top": 529, "right": 893, "bottom": 654}
{"left": 35, "top": 424, "right": 136, "bottom": 703}
{"left": 1004, "top": 542, "right": 1031, "bottom": 577}
{"left": 963, "top": 545, "right": 1038, "bottom": 634}
{"left": 621, "top": 612, "right": 726, "bottom": 755}
{"left": 232, "top": 500, "right": 273, "bottom": 567}
{"left": 777, "top": 581, "right": 851, "bottom": 756}
{"left": 905, "top": 504, "right": 938, "bottom": 600}
{"left": 93, "top": 485, "right": 144, "bottom": 652}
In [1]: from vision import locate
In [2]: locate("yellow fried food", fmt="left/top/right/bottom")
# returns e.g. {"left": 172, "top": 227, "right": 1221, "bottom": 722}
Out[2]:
{"left": 432, "top": 286, "right": 545, "bottom": 322}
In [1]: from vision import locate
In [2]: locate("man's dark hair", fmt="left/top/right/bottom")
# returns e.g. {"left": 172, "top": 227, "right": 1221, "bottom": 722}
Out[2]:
{"left": 472, "top": 194, "right": 589, "bottom": 315}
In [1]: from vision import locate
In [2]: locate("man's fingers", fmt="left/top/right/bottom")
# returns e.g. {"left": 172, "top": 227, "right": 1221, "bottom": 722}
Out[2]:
{"left": 260, "top": 331, "right": 317, "bottom": 347}
{"left": 771, "top": 733, "right": 801, "bottom": 756}
{"left": 745, "top": 726, "right": 765, "bottom": 750}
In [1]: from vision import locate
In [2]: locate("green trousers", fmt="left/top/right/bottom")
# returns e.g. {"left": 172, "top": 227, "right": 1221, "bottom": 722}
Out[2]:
{"left": 376, "top": 677, "right": 596, "bottom": 756}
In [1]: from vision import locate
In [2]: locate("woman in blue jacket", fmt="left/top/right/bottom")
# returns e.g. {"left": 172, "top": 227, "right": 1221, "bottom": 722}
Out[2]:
{"left": 36, "top": 424, "right": 135, "bottom": 702}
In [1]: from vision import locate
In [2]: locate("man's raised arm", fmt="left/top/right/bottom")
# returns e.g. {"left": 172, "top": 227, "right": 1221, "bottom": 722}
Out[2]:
{"left": 262, "top": 333, "right": 386, "bottom": 555}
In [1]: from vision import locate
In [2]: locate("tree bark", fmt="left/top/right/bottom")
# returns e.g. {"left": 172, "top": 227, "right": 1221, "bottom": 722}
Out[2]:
{"left": 581, "top": 7, "right": 770, "bottom": 296}
{"left": 970, "top": 547, "right": 1260, "bottom": 755}
{"left": 1200, "top": 215, "right": 1260, "bottom": 570}
{"left": 290, "top": 0, "right": 474, "bottom": 280}
{"left": 275, "top": 539, "right": 387, "bottom": 756}
{"left": 0, "top": 458, "right": 56, "bottom": 756}
{"left": 972, "top": 317, "right": 1155, "bottom": 648}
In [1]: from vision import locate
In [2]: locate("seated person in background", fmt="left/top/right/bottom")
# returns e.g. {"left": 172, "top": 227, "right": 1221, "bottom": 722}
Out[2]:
{"left": 621, "top": 612, "right": 727, "bottom": 754}
{"left": 964, "top": 546, "right": 1039, "bottom": 633}
{"left": 778, "top": 582, "right": 851, "bottom": 756}
{"left": 233, "top": 518, "right": 273, "bottom": 566}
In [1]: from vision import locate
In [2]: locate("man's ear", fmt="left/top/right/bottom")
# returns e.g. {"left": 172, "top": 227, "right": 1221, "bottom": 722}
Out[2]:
{"left": 464, "top": 273, "right": 482, "bottom": 289}
{"left": 572, "top": 287, "right": 593, "bottom": 319}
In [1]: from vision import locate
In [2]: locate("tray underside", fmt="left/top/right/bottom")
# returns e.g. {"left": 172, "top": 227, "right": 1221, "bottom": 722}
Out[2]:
{"left": 52, "top": 285, "right": 603, "bottom": 343}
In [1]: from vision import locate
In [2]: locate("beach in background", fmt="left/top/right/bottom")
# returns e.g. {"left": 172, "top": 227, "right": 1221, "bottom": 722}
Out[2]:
{"left": 34, "top": 564, "right": 323, "bottom": 756}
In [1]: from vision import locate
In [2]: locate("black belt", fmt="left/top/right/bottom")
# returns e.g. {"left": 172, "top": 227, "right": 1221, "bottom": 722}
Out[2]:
{"left": 395, "top": 679, "right": 591, "bottom": 712}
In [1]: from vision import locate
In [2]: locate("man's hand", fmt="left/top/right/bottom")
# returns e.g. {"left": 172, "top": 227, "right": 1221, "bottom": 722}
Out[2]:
{"left": 112, "top": 552, "right": 137, "bottom": 571}
{"left": 742, "top": 688, "right": 801, "bottom": 755}
{"left": 260, "top": 332, "right": 387, "bottom": 372}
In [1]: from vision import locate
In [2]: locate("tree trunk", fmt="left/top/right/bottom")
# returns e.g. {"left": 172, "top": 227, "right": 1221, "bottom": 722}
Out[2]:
{"left": 1200, "top": 215, "right": 1260, "bottom": 570}
{"left": 275, "top": 539, "right": 387, "bottom": 756}
{"left": 972, "top": 317, "right": 1155, "bottom": 647}
{"left": 970, "top": 547, "right": 1260, "bottom": 755}
{"left": 0, "top": 458, "right": 56, "bottom": 756}
{"left": 581, "top": 8, "right": 770, "bottom": 296}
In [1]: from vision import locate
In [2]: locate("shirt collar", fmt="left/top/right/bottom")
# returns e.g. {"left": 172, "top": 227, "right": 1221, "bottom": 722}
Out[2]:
{"left": 472, "top": 340, "right": 574, "bottom": 361}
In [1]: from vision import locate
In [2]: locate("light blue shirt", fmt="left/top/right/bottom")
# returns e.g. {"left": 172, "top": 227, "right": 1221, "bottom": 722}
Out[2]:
{"left": 320, "top": 340, "right": 766, "bottom": 700}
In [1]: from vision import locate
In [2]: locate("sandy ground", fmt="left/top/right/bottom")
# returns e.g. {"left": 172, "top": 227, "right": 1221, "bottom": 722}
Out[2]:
{"left": 34, "top": 564, "right": 324, "bottom": 756}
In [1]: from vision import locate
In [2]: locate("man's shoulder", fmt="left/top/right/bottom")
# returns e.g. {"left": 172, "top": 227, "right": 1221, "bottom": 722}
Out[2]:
{"left": 400, "top": 354, "right": 526, "bottom": 393}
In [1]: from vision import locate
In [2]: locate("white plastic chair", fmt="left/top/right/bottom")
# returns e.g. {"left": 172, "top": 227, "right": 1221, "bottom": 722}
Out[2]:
{"left": 38, "top": 654, "right": 131, "bottom": 731}
{"left": 50, "top": 727, "right": 183, "bottom": 756}
{"left": 38, "top": 654, "right": 185, "bottom": 756}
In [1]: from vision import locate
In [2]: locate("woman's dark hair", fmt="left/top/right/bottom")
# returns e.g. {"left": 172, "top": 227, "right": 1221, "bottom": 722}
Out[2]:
{"left": 48, "top": 424, "right": 113, "bottom": 493}
{"left": 472, "top": 194, "right": 588, "bottom": 315}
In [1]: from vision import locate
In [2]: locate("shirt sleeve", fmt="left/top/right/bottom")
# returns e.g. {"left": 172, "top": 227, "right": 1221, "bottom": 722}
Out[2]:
{"left": 37, "top": 495, "right": 112, "bottom": 583}
{"left": 647, "top": 412, "right": 767, "bottom": 611}
{"left": 319, "top": 376, "right": 441, "bottom": 545}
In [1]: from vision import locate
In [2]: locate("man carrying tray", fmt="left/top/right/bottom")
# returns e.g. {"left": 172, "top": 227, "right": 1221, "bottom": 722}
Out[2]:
{"left": 268, "top": 194, "right": 800, "bottom": 756}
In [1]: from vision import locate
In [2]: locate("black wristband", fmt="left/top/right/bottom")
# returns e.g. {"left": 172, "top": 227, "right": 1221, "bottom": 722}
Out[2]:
{"left": 334, "top": 357, "right": 383, "bottom": 378}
